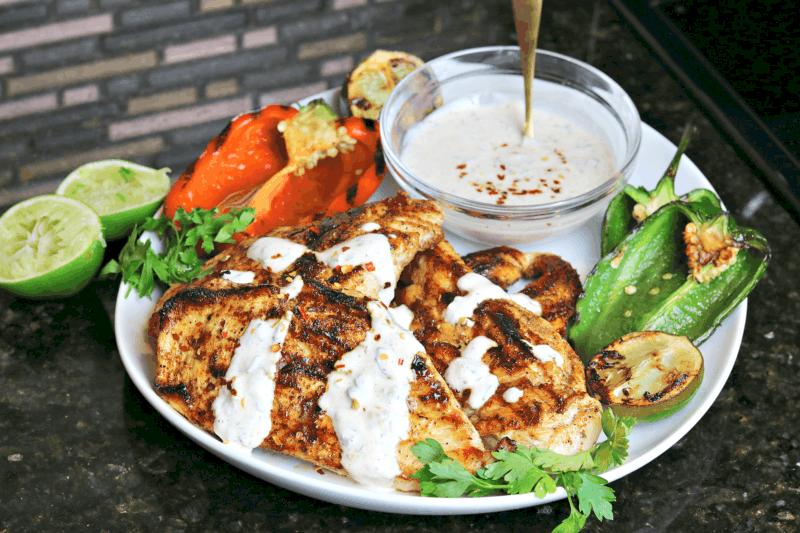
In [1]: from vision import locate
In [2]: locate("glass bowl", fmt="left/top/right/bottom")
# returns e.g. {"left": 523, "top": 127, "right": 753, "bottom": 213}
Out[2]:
{"left": 379, "top": 46, "right": 642, "bottom": 246}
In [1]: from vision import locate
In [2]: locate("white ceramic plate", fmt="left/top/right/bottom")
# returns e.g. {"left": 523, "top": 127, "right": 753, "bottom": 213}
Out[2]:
{"left": 115, "top": 90, "right": 745, "bottom": 515}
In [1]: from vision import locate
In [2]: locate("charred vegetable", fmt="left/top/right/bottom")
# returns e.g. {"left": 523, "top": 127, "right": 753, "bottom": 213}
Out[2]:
{"left": 164, "top": 102, "right": 386, "bottom": 237}
{"left": 164, "top": 104, "right": 296, "bottom": 220}
{"left": 601, "top": 123, "right": 722, "bottom": 256}
{"left": 568, "top": 201, "right": 770, "bottom": 359}
{"left": 585, "top": 332, "right": 704, "bottom": 422}
{"left": 243, "top": 103, "right": 386, "bottom": 235}
{"left": 343, "top": 50, "right": 425, "bottom": 120}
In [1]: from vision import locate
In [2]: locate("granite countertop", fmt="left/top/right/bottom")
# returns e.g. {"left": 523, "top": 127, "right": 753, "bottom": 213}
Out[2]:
{"left": 2, "top": 2, "right": 799, "bottom": 532}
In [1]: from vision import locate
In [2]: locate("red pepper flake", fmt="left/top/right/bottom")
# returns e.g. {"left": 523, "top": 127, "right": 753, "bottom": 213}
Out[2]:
{"left": 501, "top": 143, "right": 508, "bottom": 147}
{"left": 456, "top": 163, "right": 467, "bottom": 169}
{"left": 298, "top": 306, "right": 308, "bottom": 320}
{"left": 552, "top": 188, "right": 561, "bottom": 193}
{"left": 365, "top": 262, "right": 375, "bottom": 272}
{"left": 459, "top": 172, "right": 467, "bottom": 178}
{"left": 497, "top": 174, "right": 505, "bottom": 180}
{"left": 500, "top": 164, "right": 506, "bottom": 170}
{"left": 309, "top": 226, "right": 320, "bottom": 234}
{"left": 398, "top": 358, "right": 404, "bottom": 366}
{"left": 222, "top": 331, "right": 228, "bottom": 338}
{"left": 335, "top": 363, "right": 346, "bottom": 369}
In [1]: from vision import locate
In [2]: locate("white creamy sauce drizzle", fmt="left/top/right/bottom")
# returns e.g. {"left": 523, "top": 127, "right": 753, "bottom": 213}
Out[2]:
{"left": 318, "top": 301, "right": 419, "bottom": 488}
{"left": 388, "top": 304, "right": 414, "bottom": 330}
{"left": 401, "top": 92, "right": 616, "bottom": 206}
{"left": 246, "top": 237, "right": 309, "bottom": 273}
{"left": 212, "top": 312, "right": 293, "bottom": 451}
{"left": 444, "top": 336, "right": 499, "bottom": 409}
{"left": 221, "top": 270, "right": 256, "bottom": 284}
{"left": 509, "top": 292, "right": 542, "bottom": 315}
{"left": 246, "top": 233, "right": 396, "bottom": 305}
{"left": 280, "top": 276, "right": 304, "bottom": 300}
{"left": 443, "top": 272, "right": 542, "bottom": 325}
{"left": 315, "top": 234, "right": 396, "bottom": 304}
{"left": 523, "top": 340, "right": 565, "bottom": 369}
{"left": 360, "top": 222, "right": 381, "bottom": 232}
{"left": 503, "top": 387, "right": 524, "bottom": 403}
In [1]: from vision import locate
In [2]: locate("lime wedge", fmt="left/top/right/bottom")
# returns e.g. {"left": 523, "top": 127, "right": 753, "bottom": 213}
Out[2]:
{"left": 57, "top": 160, "right": 171, "bottom": 240}
{"left": 585, "top": 331, "right": 704, "bottom": 422}
{"left": 0, "top": 195, "right": 106, "bottom": 298}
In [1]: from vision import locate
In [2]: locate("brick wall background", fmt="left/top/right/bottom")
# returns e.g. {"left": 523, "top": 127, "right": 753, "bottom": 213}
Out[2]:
{"left": 0, "top": 0, "right": 516, "bottom": 208}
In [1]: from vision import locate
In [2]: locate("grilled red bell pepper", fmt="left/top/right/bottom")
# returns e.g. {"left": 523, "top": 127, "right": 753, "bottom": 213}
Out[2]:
{"left": 164, "top": 105, "right": 298, "bottom": 219}
{"left": 238, "top": 104, "right": 386, "bottom": 236}
{"left": 163, "top": 102, "right": 386, "bottom": 238}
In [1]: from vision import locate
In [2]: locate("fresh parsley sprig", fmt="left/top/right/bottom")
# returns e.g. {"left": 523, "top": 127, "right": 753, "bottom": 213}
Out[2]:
{"left": 100, "top": 206, "right": 255, "bottom": 298}
{"left": 411, "top": 409, "right": 637, "bottom": 533}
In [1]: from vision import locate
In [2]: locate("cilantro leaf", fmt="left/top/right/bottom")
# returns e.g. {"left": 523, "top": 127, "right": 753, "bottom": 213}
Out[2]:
{"left": 483, "top": 448, "right": 557, "bottom": 496}
{"left": 552, "top": 494, "right": 589, "bottom": 533}
{"left": 410, "top": 439, "right": 447, "bottom": 464}
{"left": 411, "top": 439, "right": 506, "bottom": 497}
{"left": 529, "top": 448, "right": 595, "bottom": 472}
{"left": 591, "top": 409, "right": 637, "bottom": 473}
{"left": 410, "top": 408, "right": 637, "bottom": 533}
{"left": 575, "top": 472, "right": 615, "bottom": 521}
{"left": 105, "top": 206, "right": 256, "bottom": 298}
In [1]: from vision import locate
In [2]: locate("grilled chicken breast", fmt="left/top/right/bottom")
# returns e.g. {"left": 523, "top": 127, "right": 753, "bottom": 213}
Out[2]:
{"left": 462, "top": 247, "right": 582, "bottom": 336}
{"left": 397, "top": 241, "right": 602, "bottom": 455}
{"left": 149, "top": 192, "right": 444, "bottom": 338}
{"left": 152, "top": 277, "right": 487, "bottom": 491}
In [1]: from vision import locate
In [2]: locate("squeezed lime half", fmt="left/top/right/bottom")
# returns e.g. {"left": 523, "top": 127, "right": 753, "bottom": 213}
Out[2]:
{"left": 57, "top": 159, "right": 170, "bottom": 240}
{"left": 0, "top": 195, "right": 106, "bottom": 298}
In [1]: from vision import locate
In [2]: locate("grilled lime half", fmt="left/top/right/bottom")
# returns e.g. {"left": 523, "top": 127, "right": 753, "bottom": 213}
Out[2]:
{"left": 0, "top": 195, "right": 106, "bottom": 298}
{"left": 57, "top": 159, "right": 170, "bottom": 240}
{"left": 585, "top": 331, "right": 704, "bottom": 422}
{"left": 343, "top": 50, "right": 425, "bottom": 120}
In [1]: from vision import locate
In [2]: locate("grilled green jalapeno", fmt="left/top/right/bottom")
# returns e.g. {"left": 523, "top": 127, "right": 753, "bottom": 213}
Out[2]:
{"left": 569, "top": 201, "right": 770, "bottom": 360}
{"left": 601, "top": 124, "right": 722, "bottom": 256}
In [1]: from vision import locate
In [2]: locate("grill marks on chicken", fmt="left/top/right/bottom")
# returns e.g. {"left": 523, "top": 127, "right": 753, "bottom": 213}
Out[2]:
{"left": 151, "top": 193, "right": 602, "bottom": 489}
{"left": 462, "top": 246, "right": 535, "bottom": 289}
{"left": 153, "top": 276, "right": 487, "bottom": 491}
{"left": 149, "top": 192, "right": 443, "bottom": 338}
{"left": 397, "top": 241, "right": 602, "bottom": 455}
{"left": 462, "top": 247, "right": 582, "bottom": 336}
{"left": 518, "top": 254, "right": 582, "bottom": 337}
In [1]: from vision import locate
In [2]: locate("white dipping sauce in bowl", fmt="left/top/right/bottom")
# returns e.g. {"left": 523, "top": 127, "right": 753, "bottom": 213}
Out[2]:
{"left": 379, "top": 46, "right": 642, "bottom": 245}
{"left": 401, "top": 92, "right": 616, "bottom": 207}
